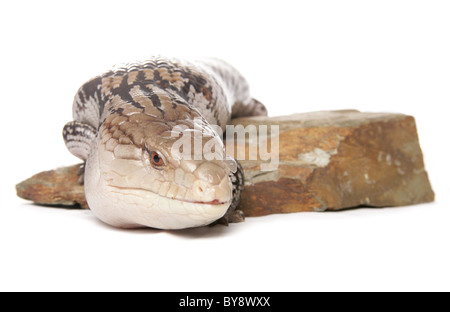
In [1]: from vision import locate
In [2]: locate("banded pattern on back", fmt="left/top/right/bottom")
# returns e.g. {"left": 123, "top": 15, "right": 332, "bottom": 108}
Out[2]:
{"left": 73, "top": 57, "right": 252, "bottom": 132}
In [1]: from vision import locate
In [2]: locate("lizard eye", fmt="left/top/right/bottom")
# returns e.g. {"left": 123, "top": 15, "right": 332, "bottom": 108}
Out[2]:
{"left": 150, "top": 151, "right": 165, "bottom": 168}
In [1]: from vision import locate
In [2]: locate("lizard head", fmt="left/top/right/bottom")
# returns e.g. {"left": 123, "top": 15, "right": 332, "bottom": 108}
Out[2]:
{"left": 84, "top": 110, "right": 237, "bottom": 229}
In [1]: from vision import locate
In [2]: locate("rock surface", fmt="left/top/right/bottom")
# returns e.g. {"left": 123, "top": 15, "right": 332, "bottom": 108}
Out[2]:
{"left": 16, "top": 164, "right": 88, "bottom": 208}
{"left": 16, "top": 110, "right": 435, "bottom": 216}
{"left": 231, "top": 110, "right": 434, "bottom": 216}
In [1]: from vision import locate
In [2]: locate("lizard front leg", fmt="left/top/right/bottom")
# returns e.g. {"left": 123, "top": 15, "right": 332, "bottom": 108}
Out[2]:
{"left": 63, "top": 121, "right": 96, "bottom": 184}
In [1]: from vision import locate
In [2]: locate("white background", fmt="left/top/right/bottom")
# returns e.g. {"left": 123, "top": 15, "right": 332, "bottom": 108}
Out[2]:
{"left": 1, "top": 0, "right": 449, "bottom": 291}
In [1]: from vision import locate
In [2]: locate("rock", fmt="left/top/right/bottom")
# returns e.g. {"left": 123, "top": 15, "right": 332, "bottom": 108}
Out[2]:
{"left": 231, "top": 110, "right": 435, "bottom": 216}
{"left": 16, "top": 164, "right": 88, "bottom": 209}
{"left": 16, "top": 110, "right": 434, "bottom": 217}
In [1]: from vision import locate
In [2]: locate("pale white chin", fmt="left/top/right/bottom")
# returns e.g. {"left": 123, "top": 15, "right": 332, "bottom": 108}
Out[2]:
{"left": 89, "top": 185, "right": 230, "bottom": 229}
{"left": 84, "top": 145, "right": 230, "bottom": 229}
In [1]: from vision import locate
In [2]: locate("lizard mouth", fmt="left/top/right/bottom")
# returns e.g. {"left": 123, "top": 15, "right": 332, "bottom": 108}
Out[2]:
{"left": 107, "top": 185, "right": 229, "bottom": 206}
{"left": 182, "top": 199, "right": 227, "bottom": 206}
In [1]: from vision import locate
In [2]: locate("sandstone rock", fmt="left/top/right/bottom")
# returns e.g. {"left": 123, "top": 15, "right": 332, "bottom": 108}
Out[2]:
{"left": 231, "top": 110, "right": 434, "bottom": 216}
{"left": 16, "top": 164, "right": 88, "bottom": 209}
{"left": 16, "top": 110, "right": 434, "bottom": 217}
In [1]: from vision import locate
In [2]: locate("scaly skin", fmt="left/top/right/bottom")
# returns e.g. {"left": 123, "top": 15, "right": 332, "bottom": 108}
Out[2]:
{"left": 63, "top": 56, "right": 267, "bottom": 229}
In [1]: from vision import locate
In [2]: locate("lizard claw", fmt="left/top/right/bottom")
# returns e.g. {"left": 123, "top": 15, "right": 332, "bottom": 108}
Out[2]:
{"left": 77, "top": 163, "right": 85, "bottom": 185}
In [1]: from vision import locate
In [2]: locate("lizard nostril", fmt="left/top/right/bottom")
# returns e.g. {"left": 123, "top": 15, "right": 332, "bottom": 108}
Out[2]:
{"left": 193, "top": 180, "right": 215, "bottom": 201}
